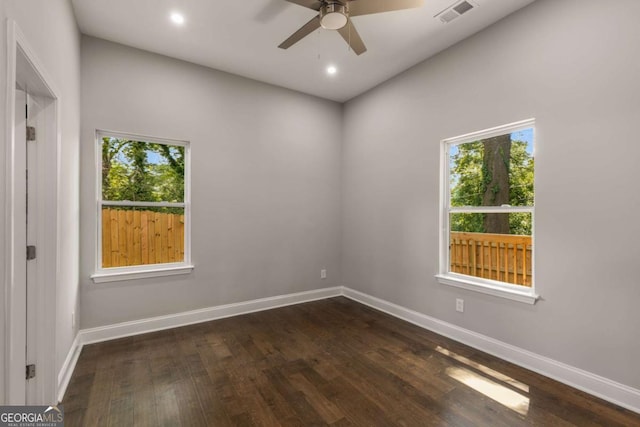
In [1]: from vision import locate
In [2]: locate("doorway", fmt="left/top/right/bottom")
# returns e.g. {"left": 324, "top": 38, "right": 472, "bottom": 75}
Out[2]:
{"left": 5, "top": 20, "right": 60, "bottom": 405}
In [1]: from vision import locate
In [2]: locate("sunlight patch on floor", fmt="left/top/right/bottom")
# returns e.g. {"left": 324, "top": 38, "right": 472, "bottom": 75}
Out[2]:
{"left": 436, "top": 346, "right": 529, "bottom": 393}
{"left": 446, "top": 366, "right": 530, "bottom": 416}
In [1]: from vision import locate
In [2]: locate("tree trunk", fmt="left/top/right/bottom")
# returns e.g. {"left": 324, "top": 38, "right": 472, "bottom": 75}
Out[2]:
{"left": 482, "top": 135, "right": 511, "bottom": 234}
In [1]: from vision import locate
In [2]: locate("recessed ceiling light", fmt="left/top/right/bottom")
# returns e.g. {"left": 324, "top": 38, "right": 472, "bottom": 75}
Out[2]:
{"left": 327, "top": 65, "right": 337, "bottom": 75}
{"left": 170, "top": 12, "right": 185, "bottom": 25}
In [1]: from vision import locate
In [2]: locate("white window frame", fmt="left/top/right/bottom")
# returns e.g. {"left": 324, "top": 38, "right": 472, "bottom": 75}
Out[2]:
{"left": 436, "top": 119, "right": 539, "bottom": 304}
{"left": 91, "top": 130, "right": 193, "bottom": 283}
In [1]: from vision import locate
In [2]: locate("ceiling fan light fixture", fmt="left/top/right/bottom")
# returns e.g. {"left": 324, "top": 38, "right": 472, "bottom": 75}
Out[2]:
{"left": 279, "top": 0, "right": 424, "bottom": 55}
{"left": 320, "top": 3, "right": 348, "bottom": 30}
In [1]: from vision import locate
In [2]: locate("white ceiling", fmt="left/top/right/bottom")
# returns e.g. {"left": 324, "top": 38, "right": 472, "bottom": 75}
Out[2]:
{"left": 71, "top": 0, "right": 535, "bottom": 102}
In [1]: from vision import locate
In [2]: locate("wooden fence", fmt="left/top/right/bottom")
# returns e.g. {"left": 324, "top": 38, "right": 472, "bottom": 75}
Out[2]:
{"left": 450, "top": 232, "right": 532, "bottom": 287}
{"left": 102, "top": 208, "right": 184, "bottom": 268}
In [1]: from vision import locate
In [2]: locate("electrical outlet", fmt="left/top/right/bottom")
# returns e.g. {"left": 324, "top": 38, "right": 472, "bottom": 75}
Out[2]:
{"left": 456, "top": 298, "right": 464, "bottom": 313}
{"left": 320, "top": 269, "right": 327, "bottom": 279}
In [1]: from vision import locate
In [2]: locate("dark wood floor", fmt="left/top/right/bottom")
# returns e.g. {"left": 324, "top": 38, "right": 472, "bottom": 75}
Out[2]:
{"left": 62, "top": 297, "right": 640, "bottom": 426}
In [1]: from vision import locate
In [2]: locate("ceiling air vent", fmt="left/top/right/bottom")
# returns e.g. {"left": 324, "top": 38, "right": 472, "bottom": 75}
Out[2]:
{"left": 435, "top": 0, "right": 475, "bottom": 24}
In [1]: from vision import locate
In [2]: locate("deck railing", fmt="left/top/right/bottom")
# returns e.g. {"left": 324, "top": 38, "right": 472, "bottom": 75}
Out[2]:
{"left": 449, "top": 232, "right": 532, "bottom": 287}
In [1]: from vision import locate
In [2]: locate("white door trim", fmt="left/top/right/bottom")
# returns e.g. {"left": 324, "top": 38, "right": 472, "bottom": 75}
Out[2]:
{"left": 4, "top": 19, "right": 61, "bottom": 405}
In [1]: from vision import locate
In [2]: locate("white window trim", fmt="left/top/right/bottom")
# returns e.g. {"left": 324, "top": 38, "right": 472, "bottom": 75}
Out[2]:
{"left": 91, "top": 263, "right": 194, "bottom": 284}
{"left": 92, "top": 130, "right": 193, "bottom": 283}
{"left": 437, "top": 119, "right": 538, "bottom": 304}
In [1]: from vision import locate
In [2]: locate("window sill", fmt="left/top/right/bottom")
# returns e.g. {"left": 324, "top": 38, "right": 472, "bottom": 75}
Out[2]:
{"left": 435, "top": 273, "right": 539, "bottom": 304}
{"left": 91, "top": 264, "right": 194, "bottom": 283}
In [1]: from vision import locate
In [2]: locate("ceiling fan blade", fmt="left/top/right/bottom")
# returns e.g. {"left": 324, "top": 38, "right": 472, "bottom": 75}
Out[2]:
{"left": 278, "top": 16, "right": 321, "bottom": 50}
{"left": 337, "top": 19, "right": 367, "bottom": 55}
{"left": 349, "top": 0, "right": 424, "bottom": 17}
{"left": 284, "top": 0, "right": 323, "bottom": 11}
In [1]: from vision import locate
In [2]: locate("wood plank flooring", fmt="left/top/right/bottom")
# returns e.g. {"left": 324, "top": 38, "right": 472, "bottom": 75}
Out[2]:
{"left": 62, "top": 297, "right": 640, "bottom": 426}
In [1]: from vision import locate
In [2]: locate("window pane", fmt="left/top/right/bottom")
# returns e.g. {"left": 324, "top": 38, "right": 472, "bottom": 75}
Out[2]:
{"left": 101, "top": 206, "right": 185, "bottom": 268}
{"left": 449, "top": 213, "right": 532, "bottom": 287}
{"left": 101, "top": 137, "right": 185, "bottom": 202}
{"left": 449, "top": 128, "right": 534, "bottom": 207}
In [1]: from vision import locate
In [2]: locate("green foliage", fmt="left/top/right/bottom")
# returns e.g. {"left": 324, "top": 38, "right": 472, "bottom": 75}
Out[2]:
{"left": 450, "top": 212, "right": 484, "bottom": 234}
{"left": 449, "top": 137, "right": 534, "bottom": 235}
{"left": 101, "top": 137, "right": 185, "bottom": 210}
{"left": 509, "top": 141, "right": 535, "bottom": 207}
{"left": 451, "top": 141, "right": 484, "bottom": 207}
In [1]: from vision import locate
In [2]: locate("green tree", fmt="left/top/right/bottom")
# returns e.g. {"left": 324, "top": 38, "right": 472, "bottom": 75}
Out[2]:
{"left": 101, "top": 137, "right": 128, "bottom": 200}
{"left": 482, "top": 134, "right": 511, "bottom": 234}
{"left": 101, "top": 138, "right": 185, "bottom": 206}
{"left": 148, "top": 143, "right": 185, "bottom": 202}
{"left": 450, "top": 135, "right": 533, "bottom": 235}
{"left": 123, "top": 140, "right": 154, "bottom": 201}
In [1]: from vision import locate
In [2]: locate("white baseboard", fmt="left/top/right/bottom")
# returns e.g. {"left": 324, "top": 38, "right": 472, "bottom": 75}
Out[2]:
{"left": 57, "top": 334, "right": 81, "bottom": 403}
{"left": 80, "top": 286, "right": 342, "bottom": 345}
{"left": 57, "top": 285, "right": 640, "bottom": 415}
{"left": 342, "top": 286, "right": 640, "bottom": 415}
{"left": 56, "top": 286, "right": 341, "bottom": 400}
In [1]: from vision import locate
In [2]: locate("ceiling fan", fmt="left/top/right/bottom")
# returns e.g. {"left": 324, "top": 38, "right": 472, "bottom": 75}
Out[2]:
{"left": 278, "top": 0, "right": 424, "bottom": 55}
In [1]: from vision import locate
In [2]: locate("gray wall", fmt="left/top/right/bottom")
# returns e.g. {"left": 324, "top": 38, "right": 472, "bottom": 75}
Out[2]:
{"left": 342, "top": 0, "right": 640, "bottom": 389}
{"left": 5, "top": 0, "right": 637, "bottom": 404}
{"left": 0, "top": 0, "right": 81, "bottom": 399}
{"left": 80, "top": 37, "right": 343, "bottom": 328}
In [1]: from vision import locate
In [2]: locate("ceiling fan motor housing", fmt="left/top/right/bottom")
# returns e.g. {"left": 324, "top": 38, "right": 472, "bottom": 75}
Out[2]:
{"left": 320, "top": 1, "right": 349, "bottom": 30}
{"left": 279, "top": 0, "right": 423, "bottom": 55}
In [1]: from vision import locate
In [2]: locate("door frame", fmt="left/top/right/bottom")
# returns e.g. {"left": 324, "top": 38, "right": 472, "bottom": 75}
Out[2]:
{"left": 4, "top": 19, "right": 60, "bottom": 404}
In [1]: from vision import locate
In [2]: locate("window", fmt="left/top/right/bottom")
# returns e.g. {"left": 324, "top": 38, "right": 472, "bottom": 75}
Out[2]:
{"left": 437, "top": 119, "right": 537, "bottom": 303}
{"left": 92, "top": 131, "right": 192, "bottom": 283}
